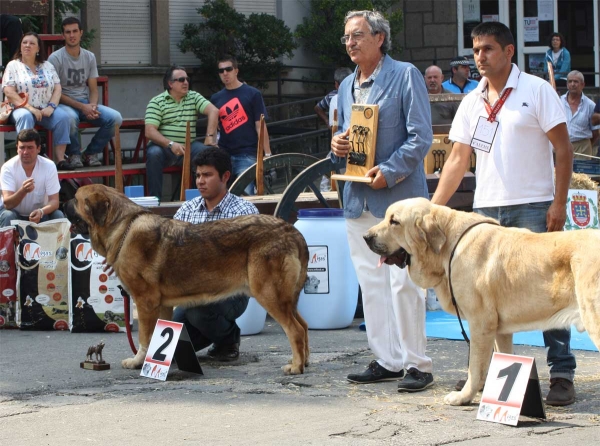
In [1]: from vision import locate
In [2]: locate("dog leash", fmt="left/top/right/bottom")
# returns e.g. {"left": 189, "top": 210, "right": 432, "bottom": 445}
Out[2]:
{"left": 119, "top": 285, "right": 138, "bottom": 355}
{"left": 448, "top": 220, "right": 499, "bottom": 345}
{"left": 113, "top": 213, "right": 146, "bottom": 356}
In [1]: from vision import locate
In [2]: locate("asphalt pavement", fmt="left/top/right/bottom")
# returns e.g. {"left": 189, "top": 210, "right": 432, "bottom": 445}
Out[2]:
{"left": 1, "top": 317, "right": 599, "bottom": 445}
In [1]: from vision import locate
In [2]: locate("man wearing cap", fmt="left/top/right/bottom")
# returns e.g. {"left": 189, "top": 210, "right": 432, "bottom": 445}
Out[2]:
{"left": 442, "top": 56, "right": 478, "bottom": 94}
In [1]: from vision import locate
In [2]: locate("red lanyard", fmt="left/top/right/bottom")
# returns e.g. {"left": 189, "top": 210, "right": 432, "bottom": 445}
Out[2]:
{"left": 484, "top": 88, "right": 512, "bottom": 122}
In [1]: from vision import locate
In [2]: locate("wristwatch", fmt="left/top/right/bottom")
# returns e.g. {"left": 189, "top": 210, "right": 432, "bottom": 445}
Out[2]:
{"left": 167, "top": 141, "right": 174, "bottom": 150}
{"left": 48, "top": 102, "right": 57, "bottom": 109}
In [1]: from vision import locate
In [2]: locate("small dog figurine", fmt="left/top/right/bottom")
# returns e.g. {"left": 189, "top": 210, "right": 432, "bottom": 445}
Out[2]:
{"left": 86, "top": 341, "right": 105, "bottom": 363}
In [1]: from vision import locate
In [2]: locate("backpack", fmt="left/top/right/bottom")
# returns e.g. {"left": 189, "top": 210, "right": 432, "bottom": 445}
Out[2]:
{"left": 59, "top": 178, "right": 93, "bottom": 210}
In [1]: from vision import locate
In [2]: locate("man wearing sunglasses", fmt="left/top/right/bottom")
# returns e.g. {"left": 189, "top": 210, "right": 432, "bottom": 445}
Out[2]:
{"left": 210, "top": 55, "right": 271, "bottom": 195}
{"left": 145, "top": 65, "right": 219, "bottom": 199}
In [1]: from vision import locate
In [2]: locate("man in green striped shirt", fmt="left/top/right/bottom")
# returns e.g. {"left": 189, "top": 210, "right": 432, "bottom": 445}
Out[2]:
{"left": 145, "top": 65, "right": 219, "bottom": 199}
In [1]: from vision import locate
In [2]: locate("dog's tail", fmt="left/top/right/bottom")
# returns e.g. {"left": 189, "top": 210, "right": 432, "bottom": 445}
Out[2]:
{"left": 294, "top": 233, "right": 310, "bottom": 303}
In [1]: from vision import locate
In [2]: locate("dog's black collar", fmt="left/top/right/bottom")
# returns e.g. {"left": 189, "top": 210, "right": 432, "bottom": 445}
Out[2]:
{"left": 448, "top": 220, "right": 499, "bottom": 345}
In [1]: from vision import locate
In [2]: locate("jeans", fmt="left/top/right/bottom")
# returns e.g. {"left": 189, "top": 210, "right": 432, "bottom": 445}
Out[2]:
{"left": 58, "top": 101, "right": 123, "bottom": 156}
{"left": 475, "top": 202, "right": 576, "bottom": 381}
{"left": 11, "top": 107, "right": 71, "bottom": 146}
{"left": 230, "top": 153, "right": 257, "bottom": 196}
{"left": 172, "top": 295, "right": 250, "bottom": 352}
{"left": 146, "top": 141, "right": 208, "bottom": 199}
{"left": 1, "top": 15, "right": 23, "bottom": 63}
{"left": 0, "top": 208, "right": 65, "bottom": 227}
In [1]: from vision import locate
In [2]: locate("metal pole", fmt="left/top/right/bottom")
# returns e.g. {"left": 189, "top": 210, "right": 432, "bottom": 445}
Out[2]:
{"left": 1, "top": 40, "right": 4, "bottom": 166}
{"left": 50, "top": 0, "right": 55, "bottom": 34}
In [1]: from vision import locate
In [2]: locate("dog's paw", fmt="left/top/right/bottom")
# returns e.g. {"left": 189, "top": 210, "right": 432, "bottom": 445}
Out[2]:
{"left": 443, "top": 391, "right": 472, "bottom": 406}
{"left": 282, "top": 363, "right": 304, "bottom": 375}
{"left": 122, "top": 357, "right": 143, "bottom": 369}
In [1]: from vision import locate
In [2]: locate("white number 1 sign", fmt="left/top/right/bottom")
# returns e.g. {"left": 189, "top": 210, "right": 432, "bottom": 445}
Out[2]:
{"left": 477, "top": 352, "right": 545, "bottom": 426}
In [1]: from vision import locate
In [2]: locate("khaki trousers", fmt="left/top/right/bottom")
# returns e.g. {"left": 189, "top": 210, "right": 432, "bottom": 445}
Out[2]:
{"left": 571, "top": 138, "right": 593, "bottom": 160}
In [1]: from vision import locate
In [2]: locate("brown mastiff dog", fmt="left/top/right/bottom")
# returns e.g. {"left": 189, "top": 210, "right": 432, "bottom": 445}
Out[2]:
{"left": 65, "top": 184, "right": 310, "bottom": 374}
{"left": 364, "top": 197, "right": 600, "bottom": 405}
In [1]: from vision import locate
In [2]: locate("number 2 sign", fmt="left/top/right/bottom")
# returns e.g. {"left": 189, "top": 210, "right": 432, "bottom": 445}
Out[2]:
{"left": 141, "top": 319, "right": 202, "bottom": 381}
{"left": 477, "top": 353, "right": 545, "bottom": 426}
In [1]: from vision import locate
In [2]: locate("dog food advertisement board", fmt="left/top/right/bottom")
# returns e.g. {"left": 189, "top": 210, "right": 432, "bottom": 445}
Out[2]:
{"left": 0, "top": 227, "right": 18, "bottom": 329}
{"left": 564, "top": 189, "right": 599, "bottom": 230}
{"left": 14, "top": 219, "right": 71, "bottom": 330}
{"left": 69, "top": 234, "right": 130, "bottom": 333}
{"left": 304, "top": 246, "right": 329, "bottom": 294}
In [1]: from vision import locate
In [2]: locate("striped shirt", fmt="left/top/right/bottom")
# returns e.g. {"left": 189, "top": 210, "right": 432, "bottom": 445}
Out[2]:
{"left": 145, "top": 90, "right": 210, "bottom": 144}
{"left": 317, "top": 89, "right": 337, "bottom": 112}
{"left": 560, "top": 92, "right": 600, "bottom": 141}
{"left": 173, "top": 191, "right": 258, "bottom": 224}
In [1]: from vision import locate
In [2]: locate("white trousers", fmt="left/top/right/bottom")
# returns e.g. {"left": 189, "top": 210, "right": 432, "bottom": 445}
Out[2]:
{"left": 346, "top": 212, "right": 433, "bottom": 373}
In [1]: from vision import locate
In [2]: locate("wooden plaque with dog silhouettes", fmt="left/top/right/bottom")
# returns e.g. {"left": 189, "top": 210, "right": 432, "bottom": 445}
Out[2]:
{"left": 331, "top": 104, "right": 379, "bottom": 183}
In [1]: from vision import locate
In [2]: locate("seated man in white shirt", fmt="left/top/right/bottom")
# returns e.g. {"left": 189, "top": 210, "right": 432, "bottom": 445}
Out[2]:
{"left": 560, "top": 71, "right": 600, "bottom": 159}
{"left": 0, "top": 129, "right": 64, "bottom": 227}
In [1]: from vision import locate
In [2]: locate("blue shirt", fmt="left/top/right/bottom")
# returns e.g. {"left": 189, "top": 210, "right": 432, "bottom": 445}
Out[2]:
{"left": 173, "top": 191, "right": 258, "bottom": 224}
{"left": 211, "top": 83, "right": 268, "bottom": 156}
{"left": 442, "top": 78, "right": 478, "bottom": 94}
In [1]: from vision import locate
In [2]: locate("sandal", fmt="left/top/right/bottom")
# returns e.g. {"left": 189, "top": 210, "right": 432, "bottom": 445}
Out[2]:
{"left": 56, "top": 160, "right": 75, "bottom": 171}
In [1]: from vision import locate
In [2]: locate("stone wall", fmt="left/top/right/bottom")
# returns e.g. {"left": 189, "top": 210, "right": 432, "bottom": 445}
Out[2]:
{"left": 395, "top": 0, "right": 459, "bottom": 77}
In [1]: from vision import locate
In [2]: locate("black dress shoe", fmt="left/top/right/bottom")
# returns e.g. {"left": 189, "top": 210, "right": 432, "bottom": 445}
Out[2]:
{"left": 347, "top": 360, "right": 404, "bottom": 383}
{"left": 207, "top": 343, "right": 240, "bottom": 362}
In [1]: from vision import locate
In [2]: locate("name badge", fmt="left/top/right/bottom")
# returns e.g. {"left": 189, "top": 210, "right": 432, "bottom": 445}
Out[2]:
{"left": 471, "top": 116, "right": 499, "bottom": 153}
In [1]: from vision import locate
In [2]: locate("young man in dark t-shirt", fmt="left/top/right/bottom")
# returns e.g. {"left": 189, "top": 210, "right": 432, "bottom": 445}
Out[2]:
{"left": 210, "top": 55, "right": 271, "bottom": 195}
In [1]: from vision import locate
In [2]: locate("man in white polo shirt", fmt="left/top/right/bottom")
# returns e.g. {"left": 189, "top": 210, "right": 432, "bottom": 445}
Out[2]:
{"left": 431, "top": 22, "right": 576, "bottom": 406}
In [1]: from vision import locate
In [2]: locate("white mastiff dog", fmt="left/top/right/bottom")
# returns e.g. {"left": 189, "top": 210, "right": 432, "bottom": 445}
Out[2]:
{"left": 364, "top": 197, "right": 600, "bottom": 406}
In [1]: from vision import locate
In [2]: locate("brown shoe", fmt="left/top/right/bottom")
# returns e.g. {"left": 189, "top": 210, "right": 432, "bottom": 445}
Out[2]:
{"left": 546, "top": 378, "right": 575, "bottom": 406}
{"left": 207, "top": 343, "right": 239, "bottom": 362}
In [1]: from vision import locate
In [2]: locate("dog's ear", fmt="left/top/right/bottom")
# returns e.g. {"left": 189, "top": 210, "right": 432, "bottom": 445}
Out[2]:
{"left": 405, "top": 213, "right": 446, "bottom": 255}
{"left": 421, "top": 214, "right": 446, "bottom": 254}
{"left": 84, "top": 196, "right": 110, "bottom": 227}
{"left": 404, "top": 215, "right": 428, "bottom": 254}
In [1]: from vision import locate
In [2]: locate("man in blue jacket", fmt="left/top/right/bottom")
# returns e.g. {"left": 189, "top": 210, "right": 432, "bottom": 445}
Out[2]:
{"left": 331, "top": 10, "right": 434, "bottom": 392}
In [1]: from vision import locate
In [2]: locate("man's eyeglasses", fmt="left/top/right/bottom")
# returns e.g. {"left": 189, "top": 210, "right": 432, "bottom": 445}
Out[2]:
{"left": 172, "top": 77, "right": 190, "bottom": 83}
{"left": 340, "top": 31, "right": 365, "bottom": 45}
{"left": 340, "top": 31, "right": 373, "bottom": 45}
{"left": 218, "top": 66, "right": 234, "bottom": 73}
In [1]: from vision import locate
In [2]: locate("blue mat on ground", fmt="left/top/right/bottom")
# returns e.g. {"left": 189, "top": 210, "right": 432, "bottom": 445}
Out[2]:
{"left": 426, "top": 311, "right": 596, "bottom": 351}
